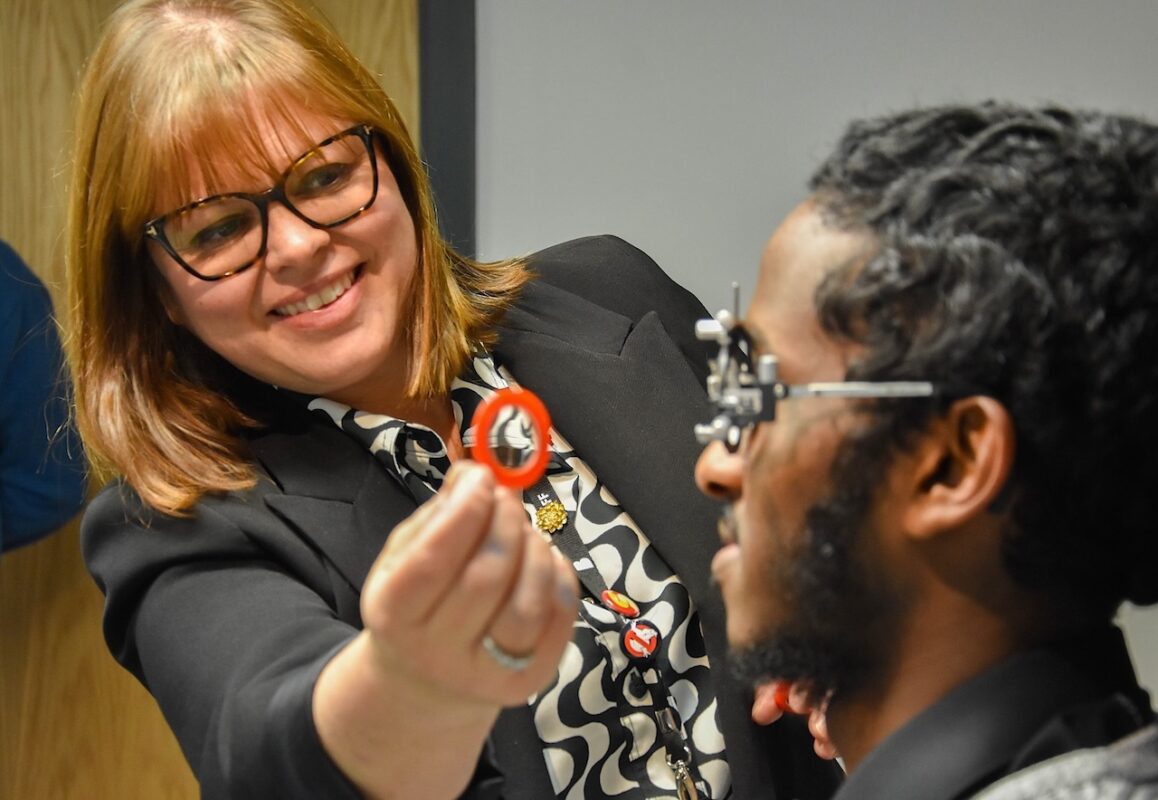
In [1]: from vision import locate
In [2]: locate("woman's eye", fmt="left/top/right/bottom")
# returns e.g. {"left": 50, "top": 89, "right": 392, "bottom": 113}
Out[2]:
{"left": 190, "top": 214, "right": 251, "bottom": 250}
{"left": 293, "top": 162, "right": 353, "bottom": 196}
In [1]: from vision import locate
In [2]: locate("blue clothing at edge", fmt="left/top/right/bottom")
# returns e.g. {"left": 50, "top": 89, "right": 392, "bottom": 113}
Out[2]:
{"left": 0, "top": 240, "right": 87, "bottom": 551}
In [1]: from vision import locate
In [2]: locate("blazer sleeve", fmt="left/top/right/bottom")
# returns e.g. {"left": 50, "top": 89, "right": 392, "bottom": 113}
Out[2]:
{"left": 82, "top": 483, "right": 364, "bottom": 799}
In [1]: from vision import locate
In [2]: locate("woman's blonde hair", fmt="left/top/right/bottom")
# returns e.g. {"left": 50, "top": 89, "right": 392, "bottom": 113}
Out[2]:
{"left": 66, "top": 0, "right": 529, "bottom": 515}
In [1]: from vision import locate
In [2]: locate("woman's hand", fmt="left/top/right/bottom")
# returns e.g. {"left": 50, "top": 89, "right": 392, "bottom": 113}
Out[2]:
{"left": 314, "top": 461, "right": 578, "bottom": 799}
{"left": 751, "top": 680, "right": 838, "bottom": 760}
{"left": 361, "top": 461, "right": 579, "bottom": 704}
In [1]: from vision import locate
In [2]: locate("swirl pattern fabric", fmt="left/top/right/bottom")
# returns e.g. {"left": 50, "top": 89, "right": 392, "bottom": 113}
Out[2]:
{"left": 308, "top": 353, "right": 732, "bottom": 798}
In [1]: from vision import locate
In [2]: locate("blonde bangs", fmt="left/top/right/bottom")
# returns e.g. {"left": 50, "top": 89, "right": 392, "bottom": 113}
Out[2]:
{"left": 132, "top": 95, "right": 331, "bottom": 224}
{"left": 116, "top": 58, "right": 343, "bottom": 233}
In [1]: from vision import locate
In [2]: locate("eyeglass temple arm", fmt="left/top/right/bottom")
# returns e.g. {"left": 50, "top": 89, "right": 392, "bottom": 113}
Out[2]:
{"left": 693, "top": 313, "right": 935, "bottom": 447}
{"left": 781, "top": 381, "right": 935, "bottom": 400}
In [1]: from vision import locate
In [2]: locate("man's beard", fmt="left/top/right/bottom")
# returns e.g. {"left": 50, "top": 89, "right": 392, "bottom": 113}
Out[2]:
{"left": 729, "top": 424, "right": 911, "bottom": 707}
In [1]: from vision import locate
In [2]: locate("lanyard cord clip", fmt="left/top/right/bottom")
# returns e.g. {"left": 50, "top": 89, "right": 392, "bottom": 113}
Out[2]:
{"left": 656, "top": 704, "right": 699, "bottom": 800}
{"left": 526, "top": 473, "right": 701, "bottom": 798}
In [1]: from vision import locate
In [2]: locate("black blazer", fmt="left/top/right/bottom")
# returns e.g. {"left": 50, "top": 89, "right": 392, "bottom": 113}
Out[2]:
{"left": 84, "top": 236, "right": 842, "bottom": 799}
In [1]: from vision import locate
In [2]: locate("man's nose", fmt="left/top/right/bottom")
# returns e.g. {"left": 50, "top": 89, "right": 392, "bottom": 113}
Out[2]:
{"left": 695, "top": 439, "right": 744, "bottom": 502}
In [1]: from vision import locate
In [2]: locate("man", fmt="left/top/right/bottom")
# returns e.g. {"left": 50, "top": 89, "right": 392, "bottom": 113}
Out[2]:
{"left": 694, "top": 102, "right": 1158, "bottom": 799}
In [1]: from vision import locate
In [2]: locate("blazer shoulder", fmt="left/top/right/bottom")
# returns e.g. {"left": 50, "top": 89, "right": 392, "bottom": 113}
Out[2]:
{"left": 527, "top": 235, "right": 708, "bottom": 327}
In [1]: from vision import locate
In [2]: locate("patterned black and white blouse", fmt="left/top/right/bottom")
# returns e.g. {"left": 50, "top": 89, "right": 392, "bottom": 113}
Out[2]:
{"left": 307, "top": 354, "right": 733, "bottom": 799}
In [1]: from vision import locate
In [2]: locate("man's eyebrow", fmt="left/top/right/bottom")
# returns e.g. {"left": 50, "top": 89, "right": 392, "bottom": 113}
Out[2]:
{"left": 738, "top": 320, "right": 770, "bottom": 357}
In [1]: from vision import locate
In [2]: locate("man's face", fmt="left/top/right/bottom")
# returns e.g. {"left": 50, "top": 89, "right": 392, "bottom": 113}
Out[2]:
{"left": 695, "top": 201, "right": 911, "bottom": 701}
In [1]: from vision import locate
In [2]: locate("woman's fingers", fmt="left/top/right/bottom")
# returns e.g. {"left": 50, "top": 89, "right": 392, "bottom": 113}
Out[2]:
{"left": 751, "top": 681, "right": 786, "bottom": 725}
{"left": 475, "top": 506, "right": 556, "bottom": 657}
{"left": 363, "top": 463, "right": 500, "bottom": 630}
{"left": 464, "top": 546, "right": 579, "bottom": 705}
{"left": 809, "top": 706, "right": 837, "bottom": 760}
{"left": 523, "top": 547, "right": 580, "bottom": 670}
{"left": 430, "top": 485, "right": 532, "bottom": 649}
{"left": 751, "top": 680, "right": 840, "bottom": 760}
{"left": 359, "top": 461, "right": 577, "bottom": 705}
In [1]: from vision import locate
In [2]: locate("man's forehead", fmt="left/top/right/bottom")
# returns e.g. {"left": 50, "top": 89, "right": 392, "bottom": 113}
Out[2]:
{"left": 751, "top": 204, "right": 864, "bottom": 317}
{"left": 747, "top": 200, "right": 875, "bottom": 375}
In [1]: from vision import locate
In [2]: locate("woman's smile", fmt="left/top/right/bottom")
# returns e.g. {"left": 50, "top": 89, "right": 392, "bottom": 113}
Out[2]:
{"left": 273, "top": 268, "right": 358, "bottom": 317}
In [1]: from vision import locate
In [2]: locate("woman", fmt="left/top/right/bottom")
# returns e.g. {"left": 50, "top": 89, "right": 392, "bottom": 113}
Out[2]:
{"left": 66, "top": 1, "right": 841, "bottom": 797}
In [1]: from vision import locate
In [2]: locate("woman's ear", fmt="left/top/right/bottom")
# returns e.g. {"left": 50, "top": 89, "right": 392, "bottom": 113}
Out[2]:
{"left": 161, "top": 292, "right": 186, "bottom": 326}
{"left": 901, "top": 397, "right": 1015, "bottom": 539}
{"left": 149, "top": 263, "right": 187, "bottom": 326}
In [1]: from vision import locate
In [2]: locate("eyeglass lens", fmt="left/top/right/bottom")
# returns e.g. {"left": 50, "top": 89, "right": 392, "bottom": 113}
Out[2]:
{"left": 161, "top": 130, "right": 374, "bottom": 278}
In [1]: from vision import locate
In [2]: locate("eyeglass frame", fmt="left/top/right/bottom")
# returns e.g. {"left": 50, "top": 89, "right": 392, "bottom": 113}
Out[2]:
{"left": 142, "top": 123, "right": 380, "bottom": 282}
{"left": 694, "top": 301, "right": 938, "bottom": 453}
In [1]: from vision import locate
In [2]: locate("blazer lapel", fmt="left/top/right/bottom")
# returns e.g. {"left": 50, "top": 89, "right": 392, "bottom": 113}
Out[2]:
{"left": 495, "top": 281, "right": 724, "bottom": 625}
{"left": 251, "top": 419, "right": 415, "bottom": 592}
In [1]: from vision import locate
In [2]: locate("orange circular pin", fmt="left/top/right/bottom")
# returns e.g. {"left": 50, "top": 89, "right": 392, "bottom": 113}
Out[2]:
{"left": 600, "top": 589, "right": 640, "bottom": 618}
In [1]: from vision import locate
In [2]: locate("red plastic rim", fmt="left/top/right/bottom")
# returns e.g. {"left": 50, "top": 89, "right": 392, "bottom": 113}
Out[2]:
{"left": 470, "top": 387, "right": 552, "bottom": 490}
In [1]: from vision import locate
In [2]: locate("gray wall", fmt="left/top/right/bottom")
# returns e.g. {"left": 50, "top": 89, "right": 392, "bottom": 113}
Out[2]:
{"left": 474, "top": 1, "right": 1158, "bottom": 695}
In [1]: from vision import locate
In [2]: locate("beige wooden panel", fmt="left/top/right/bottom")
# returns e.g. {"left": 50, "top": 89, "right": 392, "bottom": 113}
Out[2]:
{"left": 0, "top": 2, "right": 418, "bottom": 798}
{"left": 314, "top": 0, "right": 421, "bottom": 142}
{"left": 0, "top": 0, "right": 120, "bottom": 299}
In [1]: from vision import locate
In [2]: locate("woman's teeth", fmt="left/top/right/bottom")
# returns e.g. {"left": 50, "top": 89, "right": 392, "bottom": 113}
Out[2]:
{"left": 275, "top": 272, "right": 354, "bottom": 317}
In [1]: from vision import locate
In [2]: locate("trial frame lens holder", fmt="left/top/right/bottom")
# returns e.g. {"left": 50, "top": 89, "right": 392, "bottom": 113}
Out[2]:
{"left": 693, "top": 305, "right": 937, "bottom": 453}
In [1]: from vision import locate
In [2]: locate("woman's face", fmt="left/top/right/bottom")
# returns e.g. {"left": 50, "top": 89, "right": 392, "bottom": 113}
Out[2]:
{"left": 148, "top": 108, "right": 419, "bottom": 410}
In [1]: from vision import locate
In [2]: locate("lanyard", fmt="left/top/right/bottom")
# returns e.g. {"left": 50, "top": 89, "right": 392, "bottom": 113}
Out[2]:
{"left": 524, "top": 472, "right": 700, "bottom": 800}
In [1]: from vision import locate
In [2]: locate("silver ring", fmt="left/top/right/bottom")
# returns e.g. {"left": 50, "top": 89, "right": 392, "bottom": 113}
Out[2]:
{"left": 481, "top": 635, "right": 533, "bottom": 671}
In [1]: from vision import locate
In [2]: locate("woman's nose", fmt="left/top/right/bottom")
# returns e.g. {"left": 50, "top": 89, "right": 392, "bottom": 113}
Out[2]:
{"left": 695, "top": 440, "right": 744, "bottom": 503}
{"left": 262, "top": 203, "right": 331, "bottom": 273}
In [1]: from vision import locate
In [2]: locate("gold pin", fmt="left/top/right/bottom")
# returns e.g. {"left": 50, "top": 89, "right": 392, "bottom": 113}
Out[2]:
{"left": 535, "top": 500, "right": 568, "bottom": 534}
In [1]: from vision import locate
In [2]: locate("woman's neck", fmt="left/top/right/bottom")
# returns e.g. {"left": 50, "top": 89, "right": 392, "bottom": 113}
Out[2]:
{"left": 394, "top": 394, "right": 464, "bottom": 461}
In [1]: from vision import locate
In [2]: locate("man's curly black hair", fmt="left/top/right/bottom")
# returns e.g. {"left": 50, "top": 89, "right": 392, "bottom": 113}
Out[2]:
{"left": 807, "top": 101, "right": 1158, "bottom": 617}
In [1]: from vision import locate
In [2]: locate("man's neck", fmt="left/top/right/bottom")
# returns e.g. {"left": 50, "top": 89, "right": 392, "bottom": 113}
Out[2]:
{"left": 826, "top": 610, "right": 1025, "bottom": 772}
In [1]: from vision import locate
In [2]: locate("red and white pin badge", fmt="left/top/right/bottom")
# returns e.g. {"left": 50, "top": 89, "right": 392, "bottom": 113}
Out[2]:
{"left": 620, "top": 619, "right": 662, "bottom": 664}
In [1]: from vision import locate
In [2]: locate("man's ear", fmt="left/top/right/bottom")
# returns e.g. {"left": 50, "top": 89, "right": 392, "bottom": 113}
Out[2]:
{"left": 901, "top": 396, "right": 1015, "bottom": 538}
